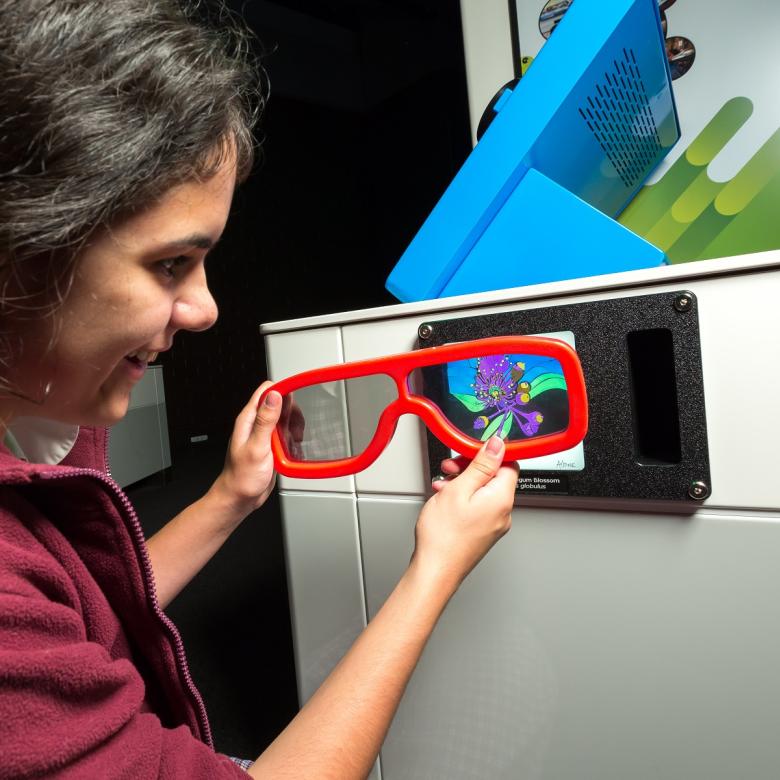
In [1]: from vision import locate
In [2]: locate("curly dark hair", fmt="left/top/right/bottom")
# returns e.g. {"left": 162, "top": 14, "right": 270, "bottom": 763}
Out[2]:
{"left": 0, "top": 0, "right": 265, "bottom": 393}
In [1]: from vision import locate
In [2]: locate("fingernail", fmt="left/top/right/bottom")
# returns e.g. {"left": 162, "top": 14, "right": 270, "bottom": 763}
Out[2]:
{"left": 264, "top": 391, "right": 281, "bottom": 408}
{"left": 486, "top": 435, "right": 503, "bottom": 455}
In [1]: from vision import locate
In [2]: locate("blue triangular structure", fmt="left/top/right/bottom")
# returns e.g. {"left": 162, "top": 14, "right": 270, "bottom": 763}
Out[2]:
{"left": 438, "top": 168, "right": 666, "bottom": 297}
{"left": 386, "top": 0, "right": 679, "bottom": 303}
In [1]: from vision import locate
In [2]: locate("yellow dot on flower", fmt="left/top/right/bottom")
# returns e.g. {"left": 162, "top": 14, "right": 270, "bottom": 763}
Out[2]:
{"left": 520, "top": 393, "right": 530, "bottom": 403}
{"left": 535, "top": 414, "right": 543, "bottom": 422}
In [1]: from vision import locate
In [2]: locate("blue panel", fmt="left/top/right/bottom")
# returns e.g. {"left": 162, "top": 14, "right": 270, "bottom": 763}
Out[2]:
{"left": 439, "top": 168, "right": 666, "bottom": 298}
{"left": 385, "top": 0, "right": 679, "bottom": 304}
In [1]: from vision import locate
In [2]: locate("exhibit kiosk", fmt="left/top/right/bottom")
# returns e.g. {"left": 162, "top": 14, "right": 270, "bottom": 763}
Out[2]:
{"left": 263, "top": 249, "right": 780, "bottom": 780}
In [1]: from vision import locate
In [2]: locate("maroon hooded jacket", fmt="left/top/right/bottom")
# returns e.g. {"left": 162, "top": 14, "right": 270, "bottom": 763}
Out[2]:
{"left": 0, "top": 427, "right": 249, "bottom": 778}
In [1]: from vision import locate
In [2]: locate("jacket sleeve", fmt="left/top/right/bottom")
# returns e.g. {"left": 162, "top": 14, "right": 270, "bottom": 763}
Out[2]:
{"left": 0, "top": 513, "right": 251, "bottom": 779}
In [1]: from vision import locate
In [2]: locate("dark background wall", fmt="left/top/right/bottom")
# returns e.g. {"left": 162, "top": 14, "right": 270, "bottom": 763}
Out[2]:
{"left": 133, "top": 0, "right": 474, "bottom": 761}
{"left": 162, "top": 0, "right": 472, "bottom": 452}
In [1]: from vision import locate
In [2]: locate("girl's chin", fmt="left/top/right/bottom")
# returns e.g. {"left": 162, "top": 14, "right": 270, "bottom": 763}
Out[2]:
{"left": 91, "top": 360, "right": 148, "bottom": 422}
{"left": 70, "top": 403, "right": 130, "bottom": 429}
{"left": 98, "top": 393, "right": 134, "bottom": 426}
{"left": 80, "top": 383, "right": 135, "bottom": 427}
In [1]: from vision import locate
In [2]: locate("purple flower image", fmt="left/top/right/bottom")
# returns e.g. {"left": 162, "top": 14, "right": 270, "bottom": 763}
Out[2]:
{"left": 467, "top": 354, "right": 545, "bottom": 441}
{"left": 474, "top": 415, "right": 489, "bottom": 430}
{"left": 447, "top": 349, "right": 568, "bottom": 443}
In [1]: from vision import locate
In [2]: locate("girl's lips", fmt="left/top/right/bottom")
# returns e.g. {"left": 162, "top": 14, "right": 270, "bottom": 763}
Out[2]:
{"left": 123, "top": 354, "right": 148, "bottom": 379}
{"left": 125, "top": 349, "right": 159, "bottom": 363}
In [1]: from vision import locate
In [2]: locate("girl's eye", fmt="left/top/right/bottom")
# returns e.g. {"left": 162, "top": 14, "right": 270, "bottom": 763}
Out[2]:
{"left": 158, "top": 255, "right": 189, "bottom": 278}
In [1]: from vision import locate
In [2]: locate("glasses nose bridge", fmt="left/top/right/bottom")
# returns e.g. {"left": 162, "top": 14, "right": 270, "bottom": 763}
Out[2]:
{"left": 389, "top": 359, "right": 468, "bottom": 433}
{"left": 388, "top": 364, "right": 414, "bottom": 398}
{"left": 370, "top": 370, "right": 414, "bottom": 420}
{"left": 401, "top": 392, "right": 445, "bottom": 431}
{"left": 393, "top": 359, "right": 440, "bottom": 403}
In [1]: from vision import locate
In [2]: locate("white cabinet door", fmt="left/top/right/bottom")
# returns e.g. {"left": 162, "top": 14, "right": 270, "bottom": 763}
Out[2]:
{"left": 358, "top": 496, "right": 780, "bottom": 780}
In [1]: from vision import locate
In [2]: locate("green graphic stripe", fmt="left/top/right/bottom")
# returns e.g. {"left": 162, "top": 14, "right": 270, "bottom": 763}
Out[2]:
{"left": 686, "top": 97, "right": 753, "bottom": 166}
{"left": 665, "top": 202, "right": 733, "bottom": 263}
{"left": 619, "top": 98, "right": 754, "bottom": 237}
{"left": 618, "top": 95, "right": 780, "bottom": 263}
{"left": 645, "top": 210, "right": 689, "bottom": 253}
{"left": 701, "top": 169, "right": 780, "bottom": 259}
{"left": 619, "top": 153, "right": 701, "bottom": 236}
{"left": 715, "top": 128, "right": 780, "bottom": 215}
{"left": 670, "top": 167, "right": 723, "bottom": 224}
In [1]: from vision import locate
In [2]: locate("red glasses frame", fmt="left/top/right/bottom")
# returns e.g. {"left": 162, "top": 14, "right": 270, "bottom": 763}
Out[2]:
{"left": 262, "top": 335, "right": 588, "bottom": 478}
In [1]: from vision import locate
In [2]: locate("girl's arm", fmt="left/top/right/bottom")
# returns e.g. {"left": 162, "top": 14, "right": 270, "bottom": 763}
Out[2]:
{"left": 249, "top": 436, "right": 517, "bottom": 779}
{"left": 145, "top": 383, "right": 281, "bottom": 608}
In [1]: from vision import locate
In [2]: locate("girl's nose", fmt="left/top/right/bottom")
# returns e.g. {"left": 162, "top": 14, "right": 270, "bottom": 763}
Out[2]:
{"left": 172, "top": 270, "right": 218, "bottom": 332}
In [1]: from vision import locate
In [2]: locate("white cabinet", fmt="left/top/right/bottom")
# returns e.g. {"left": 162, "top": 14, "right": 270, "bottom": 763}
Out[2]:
{"left": 108, "top": 364, "right": 171, "bottom": 487}
{"left": 263, "top": 250, "right": 780, "bottom": 780}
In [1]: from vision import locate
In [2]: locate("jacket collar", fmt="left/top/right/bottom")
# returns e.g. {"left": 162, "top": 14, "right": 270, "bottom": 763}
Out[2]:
{"left": 0, "top": 425, "right": 109, "bottom": 481}
{"left": 5, "top": 417, "right": 80, "bottom": 465}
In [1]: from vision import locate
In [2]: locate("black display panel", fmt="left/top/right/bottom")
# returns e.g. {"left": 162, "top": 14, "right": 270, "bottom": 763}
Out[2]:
{"left": 417, "top": 290, "right": 710, "bottom": 502}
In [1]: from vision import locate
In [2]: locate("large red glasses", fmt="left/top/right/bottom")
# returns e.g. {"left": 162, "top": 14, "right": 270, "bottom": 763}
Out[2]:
{"left": 262, "top": 335, "right": 588, "bottom": 478}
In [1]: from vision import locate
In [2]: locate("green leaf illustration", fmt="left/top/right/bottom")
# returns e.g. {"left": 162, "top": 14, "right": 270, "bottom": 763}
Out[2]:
{"left": 451, "top": 392, "right": 486, "bottom": 412}
{"left": 482, "top": 412, "right": 513, "bottom": 441}
{"left": 529, "top": 374, "right": 567, "bottom": 398}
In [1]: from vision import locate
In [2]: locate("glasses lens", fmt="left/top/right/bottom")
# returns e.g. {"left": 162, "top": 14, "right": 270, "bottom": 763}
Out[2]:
{"left": 278, "top": 375, "right": 397, "bottom": 462}
{"left": 418, "top": 351, "right": 570, "bottom": 443}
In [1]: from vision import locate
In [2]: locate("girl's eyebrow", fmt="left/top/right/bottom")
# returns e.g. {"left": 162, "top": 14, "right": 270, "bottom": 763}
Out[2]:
{"left": 155, "top": 233, "right": 216, "bottom": 253}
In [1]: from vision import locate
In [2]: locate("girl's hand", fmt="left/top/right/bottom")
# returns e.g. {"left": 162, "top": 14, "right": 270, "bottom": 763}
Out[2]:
{"left": 211, "top": 381, "right": 283, "bottom": 518}
{"left": 431, "top": 454, "right": 470, "bottom": 486}
{"left": 412, "top": 436, "right": 519, "bottom": 593}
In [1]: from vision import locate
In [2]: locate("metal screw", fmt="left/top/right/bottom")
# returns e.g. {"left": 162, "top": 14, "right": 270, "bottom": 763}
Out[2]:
{"left": 418, "top": 323, "right": 433, "bottom": 340}
{"left": 688, "top": 480, "right": 710, "bottom": 500}
{"left": 673, "top": 292, "right": 694, "bottom": 312}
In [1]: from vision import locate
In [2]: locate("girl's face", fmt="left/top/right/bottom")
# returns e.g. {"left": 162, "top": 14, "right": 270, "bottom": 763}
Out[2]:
{"left": 7, "top": 154, "right": 237, "bottom": 427}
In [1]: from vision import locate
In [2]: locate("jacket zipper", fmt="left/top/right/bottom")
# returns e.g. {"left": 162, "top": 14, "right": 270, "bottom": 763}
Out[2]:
{"left": 42, "top": 465, "right": 214, "bottom": 750}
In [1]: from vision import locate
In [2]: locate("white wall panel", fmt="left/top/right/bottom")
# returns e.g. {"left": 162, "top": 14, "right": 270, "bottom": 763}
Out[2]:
{"left": 280, "top": 492, "right": 366, "bottom": 703}
{"left": 459, "top": 0, "right": 515, "bottom": 143}
{"left": 694, "top": 270, "right": 780, "bottom": 510}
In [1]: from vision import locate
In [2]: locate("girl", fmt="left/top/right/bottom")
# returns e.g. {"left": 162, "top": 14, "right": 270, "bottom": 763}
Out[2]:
{"left": 0, "top": 1, "right": 518, "bottom": 777}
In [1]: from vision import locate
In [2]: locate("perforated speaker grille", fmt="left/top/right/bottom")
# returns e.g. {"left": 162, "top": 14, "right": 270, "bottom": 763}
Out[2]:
{"left": 578, "top": 48, "right": 663, "bottom": 188}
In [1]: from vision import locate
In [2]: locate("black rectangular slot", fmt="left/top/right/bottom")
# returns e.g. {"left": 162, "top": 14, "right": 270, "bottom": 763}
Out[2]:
{"left": 627, "top": 328, "right": 681, "bottom": 465}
